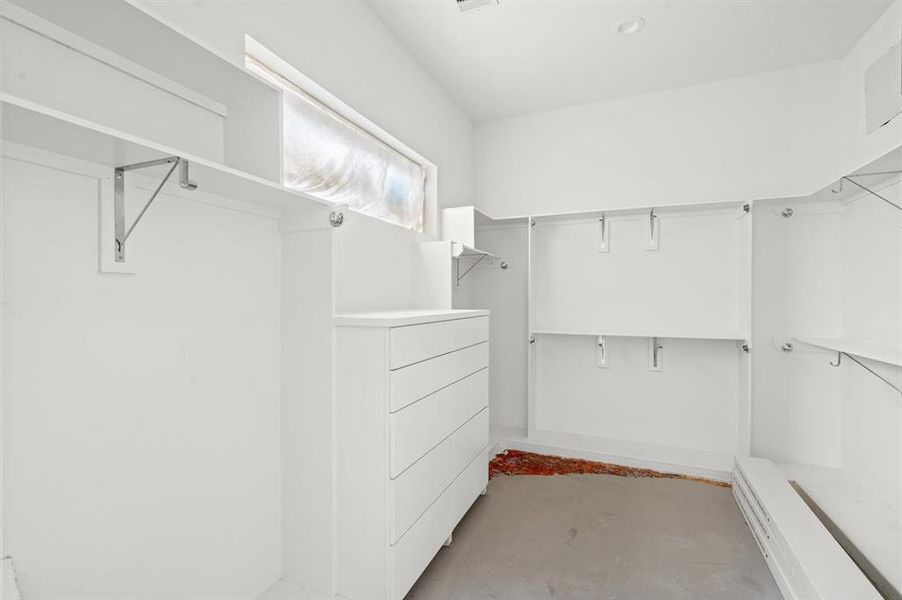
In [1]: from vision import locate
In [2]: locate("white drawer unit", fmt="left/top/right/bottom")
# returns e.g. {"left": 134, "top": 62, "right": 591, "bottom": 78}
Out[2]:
{"left": 334, "top": 310, "right": 491, "bottom": 600}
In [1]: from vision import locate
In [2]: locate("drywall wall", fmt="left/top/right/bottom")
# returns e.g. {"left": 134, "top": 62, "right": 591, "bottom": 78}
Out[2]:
{"left": 133, "top": 0, "right": 473, "bottom": 210}
{"left": 0, "top": 148, "right": 281, "bottom": 598}
{"left": 474, "top": 60, "right": 842, "bottom": 216}
{"left": 457, "top": 225, "right": 529, "bottom": 429}
{"left": 750, "top": 199, "right": 845, "bottom": 467}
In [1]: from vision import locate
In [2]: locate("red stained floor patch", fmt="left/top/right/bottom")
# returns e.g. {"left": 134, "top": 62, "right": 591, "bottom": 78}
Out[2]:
{"left": 489, "top": 449, "right": 730, "bottom": 488}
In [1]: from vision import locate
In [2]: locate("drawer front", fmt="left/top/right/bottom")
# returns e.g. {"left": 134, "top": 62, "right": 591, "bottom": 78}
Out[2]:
{"left": 452, "top": 408, "right": 489, "bottom": 477}
{"left": 390, "top": 436, "right": 454, "bottom": 545}
{"left": 390, "top": 316, "right": 489, "bottom": 370}
{"left": 391, "top": 484, "right": 453, "bottom": 600}
{"left": 391, "top": 369, "right": 489, "bottom": 478}
{"left": 451, "top": 447, "right": 489, "bottom": 528}
{"left": 390, "top": 342, "right": 488, "bottom": 413}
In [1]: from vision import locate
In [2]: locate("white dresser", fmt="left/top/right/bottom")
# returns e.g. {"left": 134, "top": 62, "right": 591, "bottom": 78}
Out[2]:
{"left": 334, "top": 309, "right": 490, "bottom": 600}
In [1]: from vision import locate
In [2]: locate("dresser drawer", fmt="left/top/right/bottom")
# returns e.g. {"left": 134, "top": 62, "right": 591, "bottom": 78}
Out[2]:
{"left": 390, "top": 369, "right": 489, "bottom": 477}
{"left": 452, "top": 408, "right": 489, "bottom": 477}
{"left": 390, "top": 316, "right": 489, "bottom": 369}
{"left": 390, "top": 436, "right": 454, "bottom": 544}
{"left": 390, "top": 342, "right": 488, "bottom": 412}
{"left": 451, "top": 447, "right": 489, "bottom": 527}
{"left": 391, "top": 483, "right": 453, "bottom": 600}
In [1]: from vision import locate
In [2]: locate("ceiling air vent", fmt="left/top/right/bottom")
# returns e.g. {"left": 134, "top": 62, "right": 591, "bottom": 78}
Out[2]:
{"left": 457, "top": 0, "right": 499, "bottom": 12}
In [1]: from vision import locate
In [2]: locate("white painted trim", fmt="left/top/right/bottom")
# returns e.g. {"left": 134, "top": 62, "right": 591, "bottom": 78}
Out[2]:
{"left": 0, "top": 0, "right": 227, "bottom": 117}
{"left": 493, "top": 427, "right": 733, "bottom": 482}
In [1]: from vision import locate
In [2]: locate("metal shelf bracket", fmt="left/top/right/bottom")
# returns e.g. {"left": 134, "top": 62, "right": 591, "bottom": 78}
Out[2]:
{"left": 595, "top": 335, "right": 608, "bottom": 368}
{"left": 114, "top": 156, "right": 196, "bottom": 262}
{"left": 649, "top": 337, "right": 663, "bottom": 371}
{"left": 597, "top": 213, "right": 610, "bottom": 252}
{"left": 831, "top": 171, "right": 902, "bottom": 212}
{"left": 828, "top": 351, "right": 901, "bottom": 393}
{"left": 647, "top": 209, "right": 659, "bottom": 251}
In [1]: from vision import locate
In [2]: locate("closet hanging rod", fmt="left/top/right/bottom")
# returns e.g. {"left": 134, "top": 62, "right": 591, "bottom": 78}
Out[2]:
{"left": 833, "top": 170, "right": 902, "bottom": 212}
{"left": 830, "top": 351, "right": 901, "bottom": 394}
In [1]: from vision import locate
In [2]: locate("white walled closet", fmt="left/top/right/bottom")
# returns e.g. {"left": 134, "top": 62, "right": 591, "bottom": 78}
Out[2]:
{"left": 1, "top": 1, "right": 901, "bottom": 599}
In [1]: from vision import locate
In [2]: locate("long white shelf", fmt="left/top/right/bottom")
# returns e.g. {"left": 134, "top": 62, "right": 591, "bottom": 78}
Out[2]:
{"left": 532, "top": 328, "right": 748, "bottom": 341}
{"left": 0, "top": 94, "right": 335, "bottom": 213}
{"left": 2, "top": 0, "right": 275, "bottom": 111}
{"left": 333, "top": 309, "right": 489, "bottom": 328}
{"left": 452, "top": 243, "right": 500, "bottom": 260}
{"left": 794, "top": 337, "right": 902, "bottom": 367}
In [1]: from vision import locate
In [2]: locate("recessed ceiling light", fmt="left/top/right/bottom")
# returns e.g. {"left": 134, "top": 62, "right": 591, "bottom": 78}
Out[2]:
{"left": 615, "top": 17, "right": 645, "bottom": 35}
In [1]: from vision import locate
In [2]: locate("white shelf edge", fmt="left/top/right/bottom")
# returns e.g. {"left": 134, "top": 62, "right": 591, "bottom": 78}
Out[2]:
{"left": 794, "top": 336, "right": 902, "bottom": 367}
{"left": 490, "top": 199, "right": 748, "bottom": 223}
{"left": 0, "top": 93, "right": 336, "bottom": 213}
{"left": 532, "top": 328, "right": 748, "bottom": 341}
{"left": 333, "top": 309, "right": 490, "bottom": 328}
{"left": 451, "top": 241, "right": 500, "bottom": 260}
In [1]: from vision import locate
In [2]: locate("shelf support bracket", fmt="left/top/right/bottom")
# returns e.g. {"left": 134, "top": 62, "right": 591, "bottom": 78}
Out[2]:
{"left": 829, "top": 351, "right": 901, "bottom": 393}
{"left": 595, "top": 336, "right": 608, "bottom": 368}
{"left": 597, "top": 213, "right": 609, "bottom": 252}
{"left": 831, "top": 172, "right": 902, "bottom": 212}
{"left": 114, "top": 156, "right": 196, "bottom": 263}
{"left": 456, "top": 252, "right": 488, "bottom": 286}
{"left": 647, "top": 209, "right": 659, "bottom": 251}
{"left": 649, "top": 337, "right": 663, "bottom": 371}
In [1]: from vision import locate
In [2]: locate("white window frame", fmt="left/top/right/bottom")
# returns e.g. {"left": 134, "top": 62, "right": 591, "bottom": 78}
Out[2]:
{"left": 245, "top": 35, "right": 438, "bottom": 237}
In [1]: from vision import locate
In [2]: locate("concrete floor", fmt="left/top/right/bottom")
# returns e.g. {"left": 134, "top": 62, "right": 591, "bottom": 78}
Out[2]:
{"left": 407, "top": 473, "right": 781, "bottom": 599}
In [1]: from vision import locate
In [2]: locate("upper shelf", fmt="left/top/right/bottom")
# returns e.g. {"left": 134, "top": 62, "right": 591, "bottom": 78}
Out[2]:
{"left": 452, "top": 242, "right": 500, "bottom": 260}
{"left": 0, "top": 94, "right": 334, "bottom": 213}
{"left": 3, "top": 0, "right": 275, "bottom": 112}
{"left": 533, "top": 328, "right": 748, "bottom": 341}
{"left": 334, "top": 309, "right": 489, "bottom": 328}
{"left": 794, "top": 337, "right": 902, "bottom": 367}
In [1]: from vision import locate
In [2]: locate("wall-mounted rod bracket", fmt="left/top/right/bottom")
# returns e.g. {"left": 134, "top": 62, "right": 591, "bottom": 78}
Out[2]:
{"left": 595, "top": 335, "right": 608, "bottom": 368}
{"left": 831, "top": 171, "right": 902, "bottom": 212}
{"left": 649, "top": 337, "right": 663, "bottom": 371}
{"left": 114, "top": 156, "right": 196, "bottom": 263}
{"left": 647, "top": 209, "right": 659, "bottom": 251}
{"left": 828, "top": 351, "right": 901, "bottom": 393}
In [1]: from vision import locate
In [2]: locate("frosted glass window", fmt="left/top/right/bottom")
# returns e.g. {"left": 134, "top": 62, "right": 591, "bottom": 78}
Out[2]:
{"left": 248, "top": 59, "right": 426, "bottom": 231}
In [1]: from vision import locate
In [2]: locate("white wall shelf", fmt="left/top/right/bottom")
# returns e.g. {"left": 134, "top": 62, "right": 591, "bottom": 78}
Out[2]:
{"left": 532, "top": 329, "right": 748, "bottom": 342}
{"left": 794, "top": 336, "right": 902, "bottom": 367}
{"left": 0, "top": 94, "right": 335, "bottom": 214}
{"left": 2, "top": 0, "right": 275, "bottom": 113}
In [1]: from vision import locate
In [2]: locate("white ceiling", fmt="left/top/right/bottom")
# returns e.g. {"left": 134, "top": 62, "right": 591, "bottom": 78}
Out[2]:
{"left": 368, "top": 0, "right": 893, "bottom": 121}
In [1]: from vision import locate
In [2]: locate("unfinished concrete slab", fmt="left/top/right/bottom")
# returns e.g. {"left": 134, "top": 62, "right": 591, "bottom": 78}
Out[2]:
{"left": 407, "top": 473, "right": 780, "bottom": 599}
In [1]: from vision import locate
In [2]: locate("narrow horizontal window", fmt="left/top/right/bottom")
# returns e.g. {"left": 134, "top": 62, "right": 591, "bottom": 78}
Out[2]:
{"left": 247, "top": 57, "right": 426, "bottom": 232}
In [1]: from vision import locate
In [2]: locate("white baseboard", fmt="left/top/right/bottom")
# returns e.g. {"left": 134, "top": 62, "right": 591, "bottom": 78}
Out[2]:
{"left": 490, "top": 426, "right": 733, "bottom": 482}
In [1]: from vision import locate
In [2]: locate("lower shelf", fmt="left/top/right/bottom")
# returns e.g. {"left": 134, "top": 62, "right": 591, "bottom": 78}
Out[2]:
{"left": 490, "top": 426, "right": 733, "bottom": 482}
